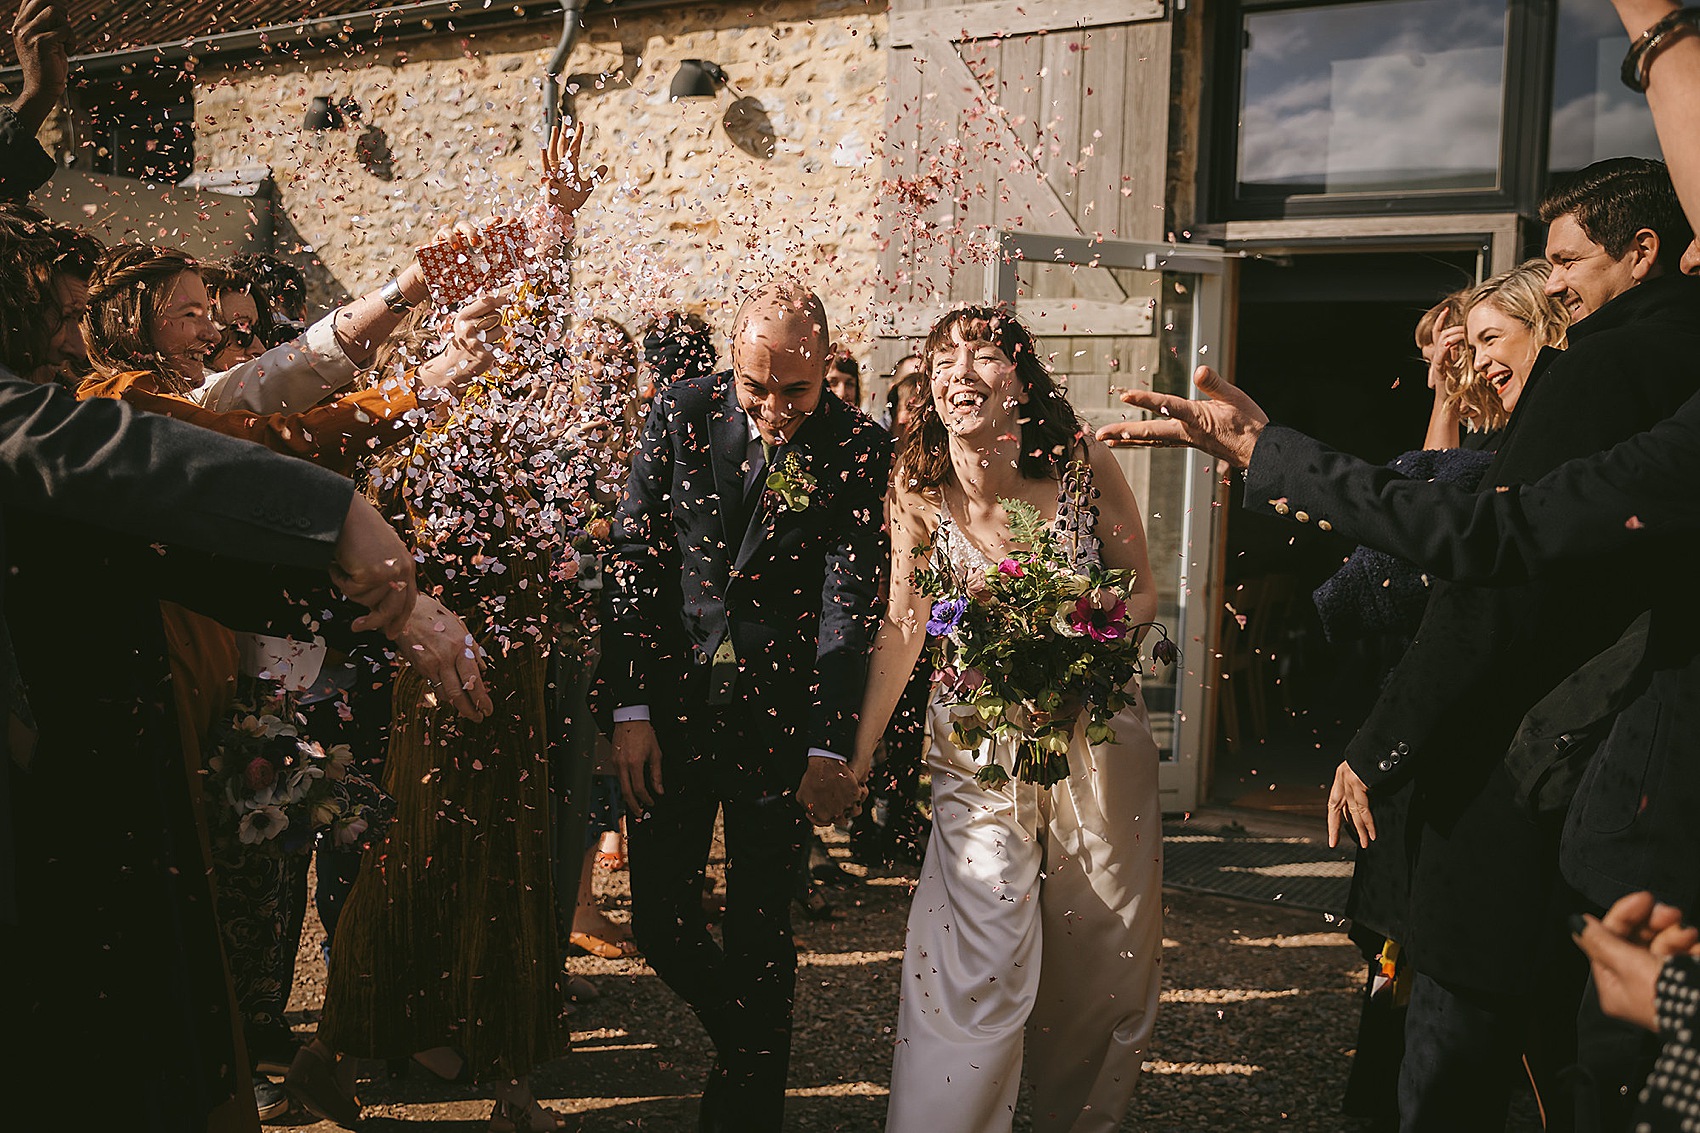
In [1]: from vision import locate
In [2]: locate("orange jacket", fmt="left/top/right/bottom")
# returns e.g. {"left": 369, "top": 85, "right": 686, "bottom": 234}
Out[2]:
{"left": 77, "top": 370, "right": 418, "bottom": 478}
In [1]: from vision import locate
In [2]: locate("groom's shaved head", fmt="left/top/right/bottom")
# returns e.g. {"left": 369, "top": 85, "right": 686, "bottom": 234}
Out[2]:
{"left": 730, "top": 276, "right": 831, "bottom": 443}
{"left": 732, "top": 276, "right": 830, "bottom": 365}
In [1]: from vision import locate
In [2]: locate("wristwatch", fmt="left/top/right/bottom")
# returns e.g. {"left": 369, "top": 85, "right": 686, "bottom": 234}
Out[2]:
{"left": 379, "top": 276, "right": 416, "bottom": 314}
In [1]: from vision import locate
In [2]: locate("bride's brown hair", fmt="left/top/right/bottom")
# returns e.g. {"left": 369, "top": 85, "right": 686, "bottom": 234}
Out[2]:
{"left": 895, "top": 305, "right": 1082, "bottom": 492}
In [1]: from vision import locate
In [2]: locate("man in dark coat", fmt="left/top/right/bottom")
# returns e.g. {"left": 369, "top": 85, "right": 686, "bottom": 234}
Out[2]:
{"left": 1109, "top": 158, "right": 1700, "bottom": 1132}
{"left": 603, "top": 278, "right": 891, "bottom": 1131}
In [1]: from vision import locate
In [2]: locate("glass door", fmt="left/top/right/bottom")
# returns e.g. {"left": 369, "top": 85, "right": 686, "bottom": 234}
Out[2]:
{"left": 985, "top": 233, "right": 1235, "bottom": 812}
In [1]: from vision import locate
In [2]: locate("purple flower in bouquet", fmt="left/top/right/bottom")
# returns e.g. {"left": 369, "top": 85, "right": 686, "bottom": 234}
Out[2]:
{"left": 997, "top": 558, "right": 1024, "bottom": 578}
{"left": 244, "top": 757, "right": 277, "bottom": 791}
{"left": 927, "top": 596, "right": 969, "bottom": 636}
{"left": 1069, "top": 592, "right": 1129, "bottom": 643}
{"left": 1151, "top": 637, "right": 1179, "bottom": 665}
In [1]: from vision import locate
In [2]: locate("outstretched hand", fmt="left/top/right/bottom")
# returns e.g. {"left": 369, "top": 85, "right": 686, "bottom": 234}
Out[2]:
{"left": 332, "top": 495, "right": 418, "bottom": 636}
{"left": 11, "top": 0, "right": 70, "bottom": 130}
{"left": 537, "top": 119, "right": 608, "bottom": 245}
{"left": 1095, "top": 366, "right": 1270, "bottom": 470}
{"left": 392, "top": 592, "right": 493, "bottom": 721}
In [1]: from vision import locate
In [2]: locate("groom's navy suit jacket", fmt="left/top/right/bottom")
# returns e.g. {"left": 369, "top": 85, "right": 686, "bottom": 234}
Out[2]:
{"left": 601, "top": 370, "right": 891, "bottom": 785}
{"left": 1248, "top": 275, "right": 1700, "bottom": 993}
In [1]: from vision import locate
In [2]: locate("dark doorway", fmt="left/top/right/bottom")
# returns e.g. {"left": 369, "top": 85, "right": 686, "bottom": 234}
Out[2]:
{"left": 1211, "top": 248, "right": 1482, "bottom": 815}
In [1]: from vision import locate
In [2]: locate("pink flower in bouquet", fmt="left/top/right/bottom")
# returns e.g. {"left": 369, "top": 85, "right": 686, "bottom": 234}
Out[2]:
{"left": 559, "top": 556, "right": 582, "bottom": 580}
{"left": 958, "top": 666, "right": 987, "bottom": 692}
{"left": 964, "top": 572, "right": 990, "bottom": 600}
{"left": 244, "top": 757, "right": 277, "bottom": 791}
{"left": 997, "top": 558, "right": 1024, "bottom": 577}
{"left": 932, "top": 665, "right": 960, "bottom": 690}
{"left": 1069, "top": 593, "right": 1129, "bottom": 643}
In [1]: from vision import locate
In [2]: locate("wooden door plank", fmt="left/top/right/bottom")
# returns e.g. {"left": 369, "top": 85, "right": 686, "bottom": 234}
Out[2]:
{"left": 911, "top": 31, "right": 1126, "bottom": 302}
{"left": 887, "top": 0, "right": 1166, "bottom": 46}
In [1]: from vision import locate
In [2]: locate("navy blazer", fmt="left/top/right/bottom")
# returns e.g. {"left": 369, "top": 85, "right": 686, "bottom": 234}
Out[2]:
{"left": 602, "top": 370, "right": 891, "bottom": 779}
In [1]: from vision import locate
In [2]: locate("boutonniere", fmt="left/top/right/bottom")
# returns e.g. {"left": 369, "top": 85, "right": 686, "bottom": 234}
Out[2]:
{"left": 766, "top": 450, "right": 817, "bottom": 512}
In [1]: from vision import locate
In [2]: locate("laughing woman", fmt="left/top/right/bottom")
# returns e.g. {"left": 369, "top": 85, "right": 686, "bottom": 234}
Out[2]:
{"left": 851, "top": 306, "right": 1165, "bottom": 1133}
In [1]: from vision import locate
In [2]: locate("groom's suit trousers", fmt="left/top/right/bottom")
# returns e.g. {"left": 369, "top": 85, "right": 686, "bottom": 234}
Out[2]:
{"left": 627, "top": 700, "right": 809, "bottom": 1133}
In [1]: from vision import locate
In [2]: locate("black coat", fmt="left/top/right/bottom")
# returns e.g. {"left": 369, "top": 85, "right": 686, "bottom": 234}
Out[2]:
{"left": 601, "top": 372, "right": 891, "bottom": 785}
{"left": 1252, "top": 275, "right": 1700, "bottom": 992}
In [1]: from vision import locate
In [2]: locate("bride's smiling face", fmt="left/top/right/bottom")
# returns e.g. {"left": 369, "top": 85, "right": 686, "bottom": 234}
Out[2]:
{"left": 929, "top": 329, "right": 1028, "bottom": 439}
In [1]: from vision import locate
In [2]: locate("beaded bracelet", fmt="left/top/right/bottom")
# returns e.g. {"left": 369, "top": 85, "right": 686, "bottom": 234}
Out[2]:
{"left": 1621, "top": 6, "right": 1700, "bottom": 93}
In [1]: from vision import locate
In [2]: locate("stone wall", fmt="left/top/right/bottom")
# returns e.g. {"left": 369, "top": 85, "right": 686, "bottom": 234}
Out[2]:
{"left": 193, "top": 0, "right": 888, "bottom": 352}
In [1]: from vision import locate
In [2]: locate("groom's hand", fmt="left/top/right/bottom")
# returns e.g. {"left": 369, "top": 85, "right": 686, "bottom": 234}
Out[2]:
{"left": 798, "top": 756, "right": 863, "bottom": 827}
{"left": 615, "top": 720, "right": 665, "bottom": 814}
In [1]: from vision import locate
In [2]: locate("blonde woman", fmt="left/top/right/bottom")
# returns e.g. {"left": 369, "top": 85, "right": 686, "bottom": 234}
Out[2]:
{"left": 1461, "top": 259, "right": 1572, "bottom": 418}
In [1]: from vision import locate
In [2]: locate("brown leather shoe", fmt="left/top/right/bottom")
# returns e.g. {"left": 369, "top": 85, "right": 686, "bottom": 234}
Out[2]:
{"left": 284, "top": 1045, "right": 361, "bottom": 1128}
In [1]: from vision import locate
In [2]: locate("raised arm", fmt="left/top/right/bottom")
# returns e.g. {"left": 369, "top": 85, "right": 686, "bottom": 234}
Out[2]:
{"left": 1084, "top": 438, "right": 1158, "bottom": 633}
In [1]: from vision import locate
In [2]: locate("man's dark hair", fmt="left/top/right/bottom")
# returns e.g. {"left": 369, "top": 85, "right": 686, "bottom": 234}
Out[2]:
{"left": 230, "top": 251, "right": 308, "bottom": 322}
{"left": 0, "top": 204, "right": 104, "bottom": 378}
{"left": 1540, "top": 157, "right": 1694, "bottom": 273}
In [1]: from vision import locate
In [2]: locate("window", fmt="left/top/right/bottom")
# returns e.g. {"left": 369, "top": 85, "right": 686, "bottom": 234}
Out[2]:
{"left": 76, "top": 65, "right": 195, "bottom": 184}
{"left": 1548, "top": 0, "right": 1661, "bottom": 175}
{"left": 1227, "top": 0, "right": 1513, "bottom": 215}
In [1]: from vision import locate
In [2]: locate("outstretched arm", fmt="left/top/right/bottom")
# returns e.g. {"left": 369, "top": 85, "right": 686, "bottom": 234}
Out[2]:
{"left": 1098, "top": 367, "right": 1700, "bottom": 586}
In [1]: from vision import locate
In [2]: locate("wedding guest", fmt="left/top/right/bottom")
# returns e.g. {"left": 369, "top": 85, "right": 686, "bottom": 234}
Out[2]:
{"left": 642, "top": 309, "right": 717, "bottom": 393}
{"left": 879, "top": 353, "right": 924, "bottom": 433}
{"left": 827, "top": 347, "right": 861, "bottom": 408}
{"left": 1105, "top": 158, "right": 1700, "bottom": 1131}
{"left": 286, "top": 122, "right": 605, "bottom": 1132}
{"left": 202, "top": 261, "right": 275, "bottom": 372}
{"left": 1576, "top": 891, "right": 1700, "bottom": 1132}
{"left": 0, "top": 0, "right": 64, "bottom": 202}
{"left": 0, "top": 206, "right": 98, "bottom": 387}
{"left": 1417, "top": 293, "right": 1505, "bottom": 452}
{"left": 0, "top": 208, "right": 487, "bottom": 1132}
{"left": 605, "top": 276, "right": 889, "bottom": 1132}
{"left": 852, "top": 305, "right": 1164, "bottom": 1133}
{"left": 230, "top": 252, "right": 309, "bottom": 346}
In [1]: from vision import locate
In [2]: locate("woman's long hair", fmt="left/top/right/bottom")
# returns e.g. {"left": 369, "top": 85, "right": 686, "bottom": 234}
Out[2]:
{"left": 896, "top": 305, "right": 1082, "bottom": 492}
{"left": 1461, "top": 258, "right": 1570, "bottom": 395}
{"left": 1417, "top": 291, "right": 1508, "bottom": 433}
{"left": 84, "top": 244, "right": 203, "bottom": 386}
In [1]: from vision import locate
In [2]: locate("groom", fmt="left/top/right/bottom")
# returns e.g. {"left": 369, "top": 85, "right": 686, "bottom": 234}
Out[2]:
{"left": 602, "top": 277, "right": 891, "bottom": 1131}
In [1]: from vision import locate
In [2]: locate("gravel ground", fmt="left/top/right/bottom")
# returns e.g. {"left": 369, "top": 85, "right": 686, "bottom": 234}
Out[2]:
{"left": 280, "top": 828, "right": 1540, "bottom": 1132}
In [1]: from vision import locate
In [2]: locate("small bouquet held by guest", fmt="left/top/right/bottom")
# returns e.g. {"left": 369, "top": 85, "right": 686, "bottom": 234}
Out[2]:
{"left": 915, "top": 486, "right": 1177, "bottom": 788}
{"left": 205, "top": 694, "right": 394, "bottom": 854}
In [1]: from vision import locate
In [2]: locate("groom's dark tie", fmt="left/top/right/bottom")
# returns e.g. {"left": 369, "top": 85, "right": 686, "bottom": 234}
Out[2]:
{"left": 743, "top": 439, "right": 779, "bottom": 520}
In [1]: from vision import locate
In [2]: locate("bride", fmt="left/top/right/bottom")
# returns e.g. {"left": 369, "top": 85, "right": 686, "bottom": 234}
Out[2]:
{"left": 851, "top": 305, "right": 1164, "bottom": 1133}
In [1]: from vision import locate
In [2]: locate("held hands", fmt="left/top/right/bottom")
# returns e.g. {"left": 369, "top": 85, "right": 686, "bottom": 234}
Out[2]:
{"left": 1326, "top": 760, "right": 1376, "bottom": 849}
{"left": 332, "top": 495, "right": 418, "bottom": 636}
{"left": 798, "top": 756, "right": 866, "bottom": 828}
{"left": 1094, "top": 366, "right": 1270, "bottom": 471}
{"left": 393, "top": 592, "right": 493, "bottom": 721}
{"left": 614, "top": 719, "right": 665, "bottom": 814}
{"left": 1575, "top": 890, "right": 1700, "bottom": 1033}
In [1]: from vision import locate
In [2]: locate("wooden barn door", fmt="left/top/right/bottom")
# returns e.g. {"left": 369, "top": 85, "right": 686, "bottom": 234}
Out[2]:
{"left": 874, "top": 5, "right": 1233, "bottom": 810}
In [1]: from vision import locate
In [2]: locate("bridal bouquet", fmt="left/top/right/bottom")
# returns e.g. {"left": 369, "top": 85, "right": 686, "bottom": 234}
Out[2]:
{"left": 205, "top": 694, "right": 394, "bottom": 855}
{"left": 914, "top": 497, "right": 1177, "bottom": 788}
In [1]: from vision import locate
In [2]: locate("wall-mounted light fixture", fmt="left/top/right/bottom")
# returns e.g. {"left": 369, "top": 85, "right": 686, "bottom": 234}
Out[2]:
{"left": 669, "top": 59, "right": 727, "bottom": 100}
{"left": 304, "top": 96, "right": 362, "bottom": 132}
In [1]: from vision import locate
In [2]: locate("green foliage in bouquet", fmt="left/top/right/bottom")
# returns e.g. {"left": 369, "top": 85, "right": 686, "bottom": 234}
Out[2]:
{"left": 915, "top": 493, "right": 1176, "bottom": 788}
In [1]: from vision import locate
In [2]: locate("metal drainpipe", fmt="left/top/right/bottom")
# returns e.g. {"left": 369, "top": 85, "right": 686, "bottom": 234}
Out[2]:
{"left": 543, "top": 0, "right": 588, "bottom": 132}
